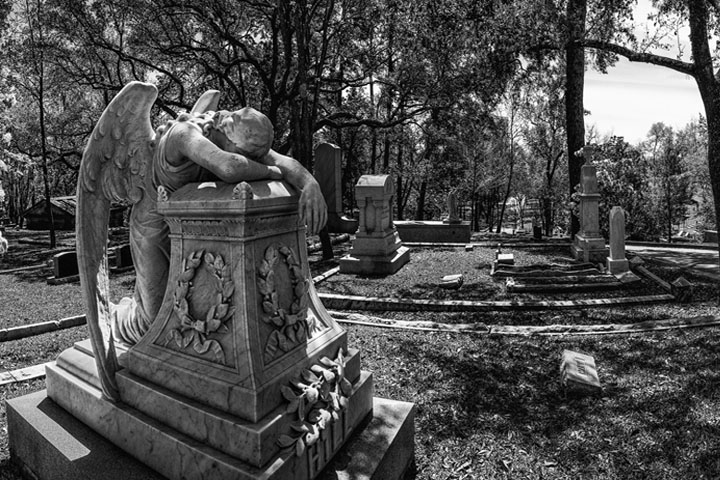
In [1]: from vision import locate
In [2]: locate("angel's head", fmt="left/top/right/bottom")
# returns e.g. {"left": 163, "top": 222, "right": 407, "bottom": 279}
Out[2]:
{"left": 206, "top": 108, "right": 274, "bottom": 160}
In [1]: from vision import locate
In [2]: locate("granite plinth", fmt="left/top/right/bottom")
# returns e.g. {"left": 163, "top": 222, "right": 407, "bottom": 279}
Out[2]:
{"left": 7, "top": 389, "right": 414, "bottom": 480}
{"left": 339, "top": 246, "right": 410, "bottom": 275}
{"left": 394, "top": 220, "right": 471, "bottom": 243}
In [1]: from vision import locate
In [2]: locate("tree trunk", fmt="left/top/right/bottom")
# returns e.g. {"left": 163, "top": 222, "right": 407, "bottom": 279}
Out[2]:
{"left": 565, "top": 0, "right": 587, "bottom": 237}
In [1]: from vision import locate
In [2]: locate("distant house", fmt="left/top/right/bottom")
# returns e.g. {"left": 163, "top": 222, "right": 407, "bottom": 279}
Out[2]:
{"left": 22, "top": 196, "right": 126, "bottom": 230}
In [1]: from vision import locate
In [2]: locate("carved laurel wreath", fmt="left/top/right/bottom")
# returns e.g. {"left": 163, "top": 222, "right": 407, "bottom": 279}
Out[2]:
{"left": 257, "top": 244, "right": 310, "bottom": 363}
{"left": 166, "top": 250, "right": 235, "bottom": 364}
{"left": 277, "top": 349, "right": 352, "bottom": 457}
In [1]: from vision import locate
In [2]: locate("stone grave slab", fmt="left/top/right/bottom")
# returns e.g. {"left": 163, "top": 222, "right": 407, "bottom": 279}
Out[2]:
{"left": 560, "top": 350, "right": 601, "bottom": 395}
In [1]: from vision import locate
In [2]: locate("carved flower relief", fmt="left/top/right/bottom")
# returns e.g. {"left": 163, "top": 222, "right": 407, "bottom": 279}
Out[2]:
{"left": 277, "top": 350, "right": 352, "bottom": 457}
{"left": 257, "top": 244, "right": 310, "bottom": 364}
{"left": 165, "top": 250, "right": 235, "bottom": 364}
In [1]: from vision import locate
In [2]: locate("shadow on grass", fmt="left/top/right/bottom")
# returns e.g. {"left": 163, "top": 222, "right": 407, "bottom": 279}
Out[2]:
{"left": 363, "top": 327, "right": 720, "bottom": 479}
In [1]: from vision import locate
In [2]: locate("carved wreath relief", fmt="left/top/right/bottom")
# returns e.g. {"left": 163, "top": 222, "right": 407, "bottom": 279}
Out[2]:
{"left": 257, "top": 244, "right": 310, "bottom": 363}
{"left": 277, "top": 349, "right": 352, "bottom": 458}
{"left": 166, "top": 250, "right": 235, "bottom": 364}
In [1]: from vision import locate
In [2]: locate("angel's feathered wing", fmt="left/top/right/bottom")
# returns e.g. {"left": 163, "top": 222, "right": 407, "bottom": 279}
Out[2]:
{"left": 77, "top": 82, "right": 157, "bottom": 401}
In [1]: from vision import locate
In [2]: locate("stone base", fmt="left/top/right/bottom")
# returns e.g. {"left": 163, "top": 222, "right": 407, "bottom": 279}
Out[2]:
{"left": 606, "top": 257, "right": 629, "bottom": 275}
{"left": 394, "top": 221, "right": 471, "bottom": 243}
{"left": 571, "top": 234, "right": 608, "bottom": 264}
{"left": 339, "top": 246, "right": 410, "bottom": 275}
{"left": 7, "top": 386, "right": 414, "bottom": 480}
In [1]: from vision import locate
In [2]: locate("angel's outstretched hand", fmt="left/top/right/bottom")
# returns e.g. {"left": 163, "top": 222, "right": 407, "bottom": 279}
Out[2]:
{"left": 299, "top": 180, "right": 327, "bottom": 236}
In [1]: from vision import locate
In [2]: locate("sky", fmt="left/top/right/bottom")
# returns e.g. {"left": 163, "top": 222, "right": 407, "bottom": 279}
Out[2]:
{"left": 584, "top": 58, "right": 704, "bottom": 145}
{"left": 583, "top": 1, "right": 705, "bottom": 145}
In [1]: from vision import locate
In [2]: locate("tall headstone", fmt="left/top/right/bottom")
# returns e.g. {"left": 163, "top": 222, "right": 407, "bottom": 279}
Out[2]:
{"left": 571, "top": 145, "right": 608, "bottom": 263}
{"left": 339, "top": 175, "right": 410, "bottom": 275}
{"left": 606, "top": 206, "right": 629, "bottom": 274}
{"left": 313, "top": 143, "right": 358, "bottom": 234}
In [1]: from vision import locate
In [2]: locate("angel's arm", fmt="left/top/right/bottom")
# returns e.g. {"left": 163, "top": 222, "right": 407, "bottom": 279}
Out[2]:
{"left": 165, "top": 122, "right": 282, "bottom": 182}
{"left": 258, "top": 149, "right": 327, "bottom": 235}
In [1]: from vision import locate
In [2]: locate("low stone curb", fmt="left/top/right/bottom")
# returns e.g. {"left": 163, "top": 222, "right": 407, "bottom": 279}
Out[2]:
{"left": 0, "top": 362, "right": 54, "bottom": 386}
{"left": 0, "top": 315, "right": 86, "bottom": 342}
{"left": 329, "top": 311, "right": 720, "bottom": 336}
{"left": 317, "top": 292, "right": 675, "bottom": 312}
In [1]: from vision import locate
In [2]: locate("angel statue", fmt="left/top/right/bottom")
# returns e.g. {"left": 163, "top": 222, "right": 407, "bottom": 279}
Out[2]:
{"left": 77, "top": 82, "right": 327, "bottom": 400}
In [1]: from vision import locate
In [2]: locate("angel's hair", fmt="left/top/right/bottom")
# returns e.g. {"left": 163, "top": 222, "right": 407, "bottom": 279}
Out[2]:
{"left": 152, "top": 108, "right": 273, "bottom": 160}
{"left": 211, "top": 108, "right": 274, "bottom": 160}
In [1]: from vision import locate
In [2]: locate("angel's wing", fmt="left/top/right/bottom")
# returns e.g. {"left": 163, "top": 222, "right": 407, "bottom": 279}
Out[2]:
{"left": 76, "top": 81, "right": 157, "bottom": 401}
{"left": 190, "top": 89, "right": 220, "bottom": 114}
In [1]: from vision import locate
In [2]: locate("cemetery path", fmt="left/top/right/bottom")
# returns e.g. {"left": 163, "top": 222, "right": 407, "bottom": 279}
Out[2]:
{"left": 627, "top": 244, "right": 720, "bottom": 280}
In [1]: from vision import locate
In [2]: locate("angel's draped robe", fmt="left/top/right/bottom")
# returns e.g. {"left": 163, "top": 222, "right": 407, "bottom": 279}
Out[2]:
{"left": 113, "top": 120, "right": 211, "bottom": 344}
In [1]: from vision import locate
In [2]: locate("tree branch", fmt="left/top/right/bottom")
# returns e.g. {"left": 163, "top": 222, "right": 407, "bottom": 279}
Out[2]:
{"left": 583, "top": 39, "right": 696, "bottom": 77}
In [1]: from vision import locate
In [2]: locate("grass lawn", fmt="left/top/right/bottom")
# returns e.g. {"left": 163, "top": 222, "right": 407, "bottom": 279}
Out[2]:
{"left": 1, "top": 229, "right": 720, "bottom": 479}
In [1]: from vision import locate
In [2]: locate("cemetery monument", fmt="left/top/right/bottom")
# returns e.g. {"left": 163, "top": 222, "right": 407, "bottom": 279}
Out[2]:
{"left": 339, "top": 174, "right": 410, "bottom": 275}
{"left": 571, "top": 145, "right": 608, "bottom": 264}
{"left": 6, "top": 82, "right": 414, "bottom": 479}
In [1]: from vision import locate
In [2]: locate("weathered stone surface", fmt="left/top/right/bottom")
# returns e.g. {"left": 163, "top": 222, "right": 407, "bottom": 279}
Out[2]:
{"left": 560, "top": 350, "right": 601, "bottom": 395}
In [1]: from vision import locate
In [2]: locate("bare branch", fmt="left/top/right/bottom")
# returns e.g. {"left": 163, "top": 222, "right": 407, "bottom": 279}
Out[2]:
{"left": 583, "top": 39, "right": 696, "bottom": 76}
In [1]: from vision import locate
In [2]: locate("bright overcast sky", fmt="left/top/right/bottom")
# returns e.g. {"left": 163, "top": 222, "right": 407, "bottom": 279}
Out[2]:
{"left": 583, "top": 0, "right": 705, "bottom": 145}
{"left": 584, "top": 58, "right": 703, "bottom": 145}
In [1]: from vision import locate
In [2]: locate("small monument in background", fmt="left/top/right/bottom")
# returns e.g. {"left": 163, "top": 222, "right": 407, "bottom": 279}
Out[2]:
{"left": 339, "top": 174, "right": 410, "bottom": 275}
{"left": 607, "top": 206, "right": 629, "bottom": 275}
{"left": 394, "top": 191, "right": 471, "bottom": 243}
{"left": 571, "top": 145, "right": 608, "bottom": 264}
{"left": 443, "top": 191, "right": 461, "bottom": 224}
